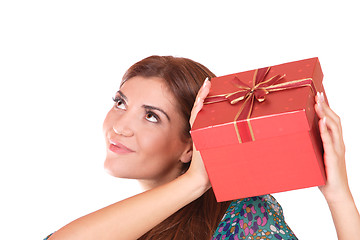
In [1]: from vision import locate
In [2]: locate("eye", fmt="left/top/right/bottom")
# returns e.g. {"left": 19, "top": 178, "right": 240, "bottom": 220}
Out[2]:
{"left": 112, "top": 97, "right": 126, "bottom": 110}
{"left": 145, "top": 111, "right": 159, "bottom": 123}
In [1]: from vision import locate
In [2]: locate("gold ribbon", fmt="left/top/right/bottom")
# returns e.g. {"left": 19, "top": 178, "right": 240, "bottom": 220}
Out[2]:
{"left": 204, "top": 67, "right": 316, "bottom": 143}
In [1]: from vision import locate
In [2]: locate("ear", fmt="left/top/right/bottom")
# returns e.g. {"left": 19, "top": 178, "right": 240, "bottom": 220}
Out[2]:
{"left": 179, "top": 139, "right": 193, "bottom": 164}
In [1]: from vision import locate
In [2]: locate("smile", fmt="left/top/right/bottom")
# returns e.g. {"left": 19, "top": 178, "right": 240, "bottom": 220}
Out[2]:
{"left": 109, "top": 139, "right": 135, "bottom": 154}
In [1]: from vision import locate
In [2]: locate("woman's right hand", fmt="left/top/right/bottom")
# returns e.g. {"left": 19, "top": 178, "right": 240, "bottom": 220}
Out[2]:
{"left": 187, "top": 78, "right": 212, "bottom": 191}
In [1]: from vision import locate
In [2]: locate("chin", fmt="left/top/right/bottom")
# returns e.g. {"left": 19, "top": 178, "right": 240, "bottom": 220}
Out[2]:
{"left": 103, "top": 158, "right": 121, "bottom": 178}
{"left": 103, "top": 158, "right": 138, "bottom": 179}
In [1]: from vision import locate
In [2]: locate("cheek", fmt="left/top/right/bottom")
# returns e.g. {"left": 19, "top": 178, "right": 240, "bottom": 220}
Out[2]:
{"left": 137, "top": 127, "right": 186, "bottom": 164}
{"left": 138, "top": 129, "right": 171, "bottom": 155}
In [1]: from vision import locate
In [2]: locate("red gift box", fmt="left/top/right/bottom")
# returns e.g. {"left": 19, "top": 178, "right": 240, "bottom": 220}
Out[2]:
{"left": 191, "top": 58, "right": 327, "bottom": 202}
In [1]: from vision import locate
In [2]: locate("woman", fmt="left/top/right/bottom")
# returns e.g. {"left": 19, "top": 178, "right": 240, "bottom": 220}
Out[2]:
{"left": 46, "top": 56, "right": 360, "bottom": 240}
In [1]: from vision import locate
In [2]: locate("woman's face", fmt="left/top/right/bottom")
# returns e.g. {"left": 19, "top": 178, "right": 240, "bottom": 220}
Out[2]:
{"left": 103, "top": 76, "right": 192, "bottom": 188}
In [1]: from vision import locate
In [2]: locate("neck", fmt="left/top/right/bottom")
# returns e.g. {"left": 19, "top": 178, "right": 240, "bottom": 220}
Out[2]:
{"left": 137, "top": 163, "right": 184, "bottom": 191}
{"left": 138, "top": 173, "right": 181, "bottom": 192}
{"left": 138, "top": 179, "right": 159, "bottom": 192}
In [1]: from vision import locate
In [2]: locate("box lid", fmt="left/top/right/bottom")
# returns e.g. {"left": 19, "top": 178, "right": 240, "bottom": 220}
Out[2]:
{"left": 191, "top": 58, "right": 325, "bottom": 150}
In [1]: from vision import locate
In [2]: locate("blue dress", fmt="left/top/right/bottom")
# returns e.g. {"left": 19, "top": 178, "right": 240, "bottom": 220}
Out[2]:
{"left": 44, "top": 194, "right": 296, "bottom": 240}
{"left": 212, "top": 195, "right": 297, "bottom": 239}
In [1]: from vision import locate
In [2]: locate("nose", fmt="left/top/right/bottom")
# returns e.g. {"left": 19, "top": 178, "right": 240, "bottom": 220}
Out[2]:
{"left": 112, "top": 112, "right": 135, "bottom": 137}
{"left": 113, "top": 125, "right": 134, "bottom": 137}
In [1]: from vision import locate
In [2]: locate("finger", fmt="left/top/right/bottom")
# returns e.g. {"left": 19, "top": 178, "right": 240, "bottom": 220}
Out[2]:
{"left": 315, "top": 94, "right": 345, "bottom": 154}
{"left": 316, "top": 92, "right": 343, "bottom": 135}
{"left": 197, "top": 78, "right": 211, "bottom": 102}
{"left": 315, "top": 93, "right": 343, "bottom": 143}
{"left": 193, "top": 78, "right": 210, "bottom": 107}
{"left": 319, "top": 117, "right": 336, "bottom": 159}
{"left": 190, "top": 100, "right": 204, "bottom": 127}
{"left": 190, "top": 78, "right": 211, "bottom": 125}
{"left": 314, "top": 93, "right": 325, "bottom": 118}
{"left": 190, "top": 78, "right": 211, "bottom": 126}
{"left": 323, "top": 113, "right": 345, "bottom": 153}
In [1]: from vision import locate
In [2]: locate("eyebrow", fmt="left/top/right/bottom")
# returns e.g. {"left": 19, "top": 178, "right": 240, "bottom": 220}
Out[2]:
{"left": 117, "top": 90, "right": 171, "bottom": 122}
{"left": 143, "top": 105, "right": 171, "bottom": 122}
{"left": 117, "top": 90, "right": 128, "bottom": 102}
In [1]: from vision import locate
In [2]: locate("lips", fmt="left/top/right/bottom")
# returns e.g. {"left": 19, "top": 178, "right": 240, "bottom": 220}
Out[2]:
{"left": 109, "top": 139, "right": 135, "bottom": 154}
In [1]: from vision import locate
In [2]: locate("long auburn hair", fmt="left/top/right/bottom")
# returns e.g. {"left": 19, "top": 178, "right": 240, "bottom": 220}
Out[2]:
{"left": 122, "top": 56, "right": 231, "bottom": 240}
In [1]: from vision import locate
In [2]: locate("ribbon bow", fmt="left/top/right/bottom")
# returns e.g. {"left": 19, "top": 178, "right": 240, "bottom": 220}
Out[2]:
{"left": 204, "top": 67, "right": 316, "bottom": 143}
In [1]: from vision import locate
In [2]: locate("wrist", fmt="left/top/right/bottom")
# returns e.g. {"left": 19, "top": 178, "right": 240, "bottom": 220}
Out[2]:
{"left": 181, "top": 170, "right": 211, "bottom": 198}
{"left": 323, "top": 186, "right": 353, "bottom": 205}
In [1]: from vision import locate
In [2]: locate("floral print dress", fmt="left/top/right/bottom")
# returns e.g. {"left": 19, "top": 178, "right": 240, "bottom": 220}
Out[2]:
{"left": 212, "top": 195, "right": 297, "bottom": 240}
{"left": 44, "top": 195, "right": 296, "bottom": 240}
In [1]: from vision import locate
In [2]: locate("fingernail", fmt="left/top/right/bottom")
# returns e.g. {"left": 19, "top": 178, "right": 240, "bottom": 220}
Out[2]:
{"left": 323, "top": 116, "right": 326, "bottom": 125}
{"left": 203, "top": 77, "right": 209, "bottom": 87}
{"left": 316, "top": 92, "right": 321, "bottom": 103}
{"left": 320, "top": 92, "right": 325, "bottom": 102}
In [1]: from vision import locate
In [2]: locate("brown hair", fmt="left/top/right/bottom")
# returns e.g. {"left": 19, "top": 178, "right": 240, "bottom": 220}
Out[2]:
{"left": 122, "top": 56, "right": 231, "bottom": 239}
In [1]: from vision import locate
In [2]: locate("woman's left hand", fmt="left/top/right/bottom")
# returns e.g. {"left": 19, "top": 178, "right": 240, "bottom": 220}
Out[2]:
{"left": 314, "top": 92, "right": 350, "bottom": 203}
{"left": 315, "top": 92, "right": 360, "bottom": 239}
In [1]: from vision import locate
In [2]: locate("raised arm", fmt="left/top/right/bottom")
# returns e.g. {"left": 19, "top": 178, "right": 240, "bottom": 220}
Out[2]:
{"left": 50, "top": 173, "right": 208, "bottom": 240}
{"left": 49, "top": 79, "right": 212, "bottom": 240}
{"left": 315, "top": 92, "right": 360, "bottom": 239}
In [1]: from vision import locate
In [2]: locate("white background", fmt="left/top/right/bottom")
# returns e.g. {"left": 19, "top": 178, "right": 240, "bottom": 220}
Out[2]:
{"left": 1, "top": 0, "right": 359, "bottom": 239}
